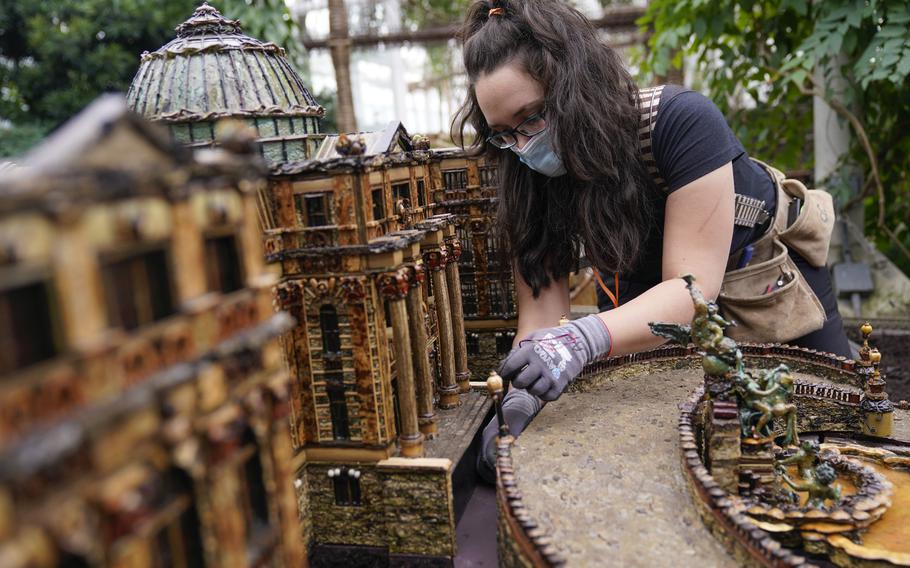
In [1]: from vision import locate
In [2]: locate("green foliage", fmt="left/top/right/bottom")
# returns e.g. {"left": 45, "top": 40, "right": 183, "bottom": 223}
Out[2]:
{"left": 0, "top": 121, "right": 53, "bottom": 157}
{"left": 220, "top": 0, "right": 303, "bottom": 68}
{"left": 639, "top": 0, "right": 910, "bottom": 272}
{"left": 314, "top": 88, "right": 339, "bottom": 133}
{"left": 402, "top": 0, "right": 472, "bottom": 28}
{"left": 0, "top": 0, "right": 200, "bottom": 124}
{"left": 0, "top": 0, "right": 304, "bottom": 157}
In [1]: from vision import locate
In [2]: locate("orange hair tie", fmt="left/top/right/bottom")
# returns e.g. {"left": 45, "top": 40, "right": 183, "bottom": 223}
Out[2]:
{"left": 488, "top": 7, "right": 504, "bottom": 16}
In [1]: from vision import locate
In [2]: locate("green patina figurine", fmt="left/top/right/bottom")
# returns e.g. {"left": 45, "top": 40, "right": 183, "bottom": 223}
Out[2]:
{"left": 776, "top": 440, "right": 821, "bottom": 479}
{"left": 775, "top": 462, "right": 842, "bottom": 508}
{"left": 734, "top": 365, "right": 799, "bottom": 446}
{"left": 649, "top": 274, "right": 743, "bottom": 381}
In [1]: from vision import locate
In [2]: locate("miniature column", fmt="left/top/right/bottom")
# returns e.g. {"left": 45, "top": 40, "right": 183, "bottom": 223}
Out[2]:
{"left": 406, "top": 261, "right": 438, "bottom": 437}
{"left": 444, "top": 235, "right": 471, "bottom": 392}
{"left": 170, "top": 198, "right": 207, "bottom": 303}
{"left": 426, "top": 246, "right": 461, "bottom": 408}
{"left": 378, "top": 269, "right": 424, "bottom": 457}
{"left": 54, "top": 217, "right": 106, "bottom": 349}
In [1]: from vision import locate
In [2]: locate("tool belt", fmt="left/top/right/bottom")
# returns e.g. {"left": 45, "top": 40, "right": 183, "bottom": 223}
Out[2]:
{"left": 717, "top": 159, "right": 835, "bottom": 343}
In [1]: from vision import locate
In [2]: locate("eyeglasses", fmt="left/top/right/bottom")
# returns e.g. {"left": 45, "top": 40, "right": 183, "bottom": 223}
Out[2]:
{"left": 485, "top": 110, "right": 548, "bottom": 149}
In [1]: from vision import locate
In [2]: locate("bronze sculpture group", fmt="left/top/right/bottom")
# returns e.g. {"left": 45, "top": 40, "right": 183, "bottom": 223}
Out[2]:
{"left": 651, "top": 275, "right": 841, "bottom": 508}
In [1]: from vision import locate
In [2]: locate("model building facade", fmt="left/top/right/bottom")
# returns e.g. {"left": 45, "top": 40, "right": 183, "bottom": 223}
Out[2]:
{"left": 0, "top": 96, "right": 303, "bottom": 567}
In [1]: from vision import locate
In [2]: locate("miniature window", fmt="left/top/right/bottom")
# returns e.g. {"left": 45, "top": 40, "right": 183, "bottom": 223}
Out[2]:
{"left": 319, "top": 305, "right": 348, "bottom": 439}
{"left": 327, "top": 381, "right": 350, "bottom": 440}
{"left": 102, "top": 247, "right": 175, "bottom": 331}
{"left": 416, "top": 179, "right": 426, "bottom": 207}
{"left": 461, "top": 273, "right": 478, "bottom": 317}
{"left": 319, "top": 305, "right": 342, "bottom": 357}
{"left": 239, "top": 433, "right": 275, "bottom": 564}
{"left": 204, "top": 235, "right": 245, "bottom": 294}
{"left": 480, "top": 165, "right": 499, "bottom": 187}
{"left": 488, "top": 280, "right": 504, "bottom": 315}
{"left": 371, "top": 188, "right": 385, "bottom": 221}
{"left": 294, "top": 193, "right": 333, "bottom": 227}
{"left": 243, "top": 445, "right": 271, "bottom": 531}
{"left": 392, "top": 182, "right": 411, "bottom": 209}
{"left": 0, "top": 280, "right": 57, "bottom": 375}
{"left": 442, "top": 169, "right": 468, "bottom": 191}
{"left": 151, "top": 469, "right": 206, "bottom": 568}
{"left": 456, "top": 227, "right": 473, "bottom": 262}
{"left": 496, "top": 331, "right": 515, "bottom": 355}
{"left": 331, "top": 467, "right": 362, "bottom": 506}
{"left": 486, "top": 234, "right": 500, "bottom": 264}
{"left": 466, "top": 332, "right": 480, "bottom": 356}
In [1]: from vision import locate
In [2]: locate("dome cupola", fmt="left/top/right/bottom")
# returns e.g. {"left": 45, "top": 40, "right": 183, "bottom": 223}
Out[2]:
{"left": 127, "top": 2, "right": 325, "bottom": 163}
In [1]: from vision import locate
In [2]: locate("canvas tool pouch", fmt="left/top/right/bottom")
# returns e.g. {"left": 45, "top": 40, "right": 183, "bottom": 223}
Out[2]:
{"left": 717, "top": 160, "right": 830, "bottom": 343}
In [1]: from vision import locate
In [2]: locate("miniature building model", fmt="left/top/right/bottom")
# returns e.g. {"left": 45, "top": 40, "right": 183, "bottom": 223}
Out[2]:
{"left": 264, "top": 123, "right": 495, "bottom": 563}
{"left": 127, "top": 5, "right": 497, "bottom": 563}
{"left": 0, "top": 96, "right": 304, "bottom": 567}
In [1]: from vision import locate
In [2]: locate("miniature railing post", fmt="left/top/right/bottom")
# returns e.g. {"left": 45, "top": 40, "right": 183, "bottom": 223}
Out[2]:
{"left": 378, "top": 269, "right": 424, "bottom": 457}
{"left": 425, "top": 246, "right": 461, "bottom": 408}
{"left": 444, "top": 235, "right": 471, "bottom": 391}
{"left": 406, "top": 261, "right": 438, "bottom": 437}
{"left": 486, "top": 371, "right": 508, "bottom": 436}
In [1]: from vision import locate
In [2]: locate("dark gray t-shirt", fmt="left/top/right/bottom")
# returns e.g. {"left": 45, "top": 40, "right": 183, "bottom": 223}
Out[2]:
{"left": 598, "top": 85, "right": 777, "bottom": 307}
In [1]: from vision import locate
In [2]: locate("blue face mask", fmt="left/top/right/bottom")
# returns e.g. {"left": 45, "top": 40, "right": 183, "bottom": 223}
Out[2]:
{"left": 510, "top": 127, "right": 567, "bottom": 177}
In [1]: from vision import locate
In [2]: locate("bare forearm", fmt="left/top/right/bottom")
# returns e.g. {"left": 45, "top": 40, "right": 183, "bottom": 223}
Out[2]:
{"left": 513, "top": 271, "right": 570, "bottom": 345}
{"left": 595, "top": 277, "right": 700, "bottom": 356}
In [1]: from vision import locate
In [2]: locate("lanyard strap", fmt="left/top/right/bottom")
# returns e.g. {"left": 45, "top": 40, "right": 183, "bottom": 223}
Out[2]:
{"left": 592, "top": 269, "right": 620, "bottom": 308}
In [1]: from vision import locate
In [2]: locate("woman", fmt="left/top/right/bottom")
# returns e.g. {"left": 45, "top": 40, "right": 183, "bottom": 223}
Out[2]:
{"left": 453, "top": 0, "right": 851, "bottom": 480}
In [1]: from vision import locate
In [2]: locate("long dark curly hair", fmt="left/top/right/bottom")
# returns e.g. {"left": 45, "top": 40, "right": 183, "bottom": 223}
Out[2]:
{"left": 453, "top": 0, "right": 659, "bottom": 296}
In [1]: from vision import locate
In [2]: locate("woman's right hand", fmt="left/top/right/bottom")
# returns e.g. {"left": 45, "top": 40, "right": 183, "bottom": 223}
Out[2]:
{"left": 477, "top": 387, "right": 541, "bottom": 483}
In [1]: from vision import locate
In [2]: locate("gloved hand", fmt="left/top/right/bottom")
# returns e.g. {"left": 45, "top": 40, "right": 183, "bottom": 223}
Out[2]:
{"left": 500, "top": 314, "right": 612, "bottom": 401}
{"left": 477, "top": 387, "right": 542, "bottom": 484}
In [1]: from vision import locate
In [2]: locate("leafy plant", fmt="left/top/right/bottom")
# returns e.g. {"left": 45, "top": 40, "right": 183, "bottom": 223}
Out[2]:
{"left": 0, "top": 0, "right": 305, "bottom": 157}
{"left": 639, "top": 0, "right": 910, "bottom": 272}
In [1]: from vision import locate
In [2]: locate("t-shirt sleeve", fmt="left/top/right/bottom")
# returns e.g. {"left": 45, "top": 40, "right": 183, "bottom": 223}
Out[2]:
{"left": 651, "top": 89, "right": 744, "bottom": 193}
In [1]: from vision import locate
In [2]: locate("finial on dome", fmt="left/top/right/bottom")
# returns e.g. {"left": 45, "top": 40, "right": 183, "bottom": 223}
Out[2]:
{"left": 176, "top": 2, "right": 242, "bottom": 37}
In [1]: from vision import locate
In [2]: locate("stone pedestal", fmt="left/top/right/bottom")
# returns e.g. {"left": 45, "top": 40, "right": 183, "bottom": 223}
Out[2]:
{"left": 706, "top": 400, "right": 741, "bottom": 493}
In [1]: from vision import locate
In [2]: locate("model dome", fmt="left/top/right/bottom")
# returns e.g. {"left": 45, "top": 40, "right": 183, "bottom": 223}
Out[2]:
{"left": 127, "top": 2, "right": 325, "bottom": 162}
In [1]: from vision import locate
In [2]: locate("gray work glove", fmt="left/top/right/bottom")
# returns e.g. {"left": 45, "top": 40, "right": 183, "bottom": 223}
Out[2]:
{"left": 500, "top": 314, "right": 612, "bottom": 401}
{"left": 477, "top": 387, "right": 541, "bottom": 484}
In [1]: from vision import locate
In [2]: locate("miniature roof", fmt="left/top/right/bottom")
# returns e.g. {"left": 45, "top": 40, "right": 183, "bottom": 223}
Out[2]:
{"left": 313, "top": 121, "right": 415, "bottom": 160}
{"left": 126, "top": 2, "right": 323, "bottom": 123}
{"left": 271, "top": 121, "right": 418, "bottom": 176}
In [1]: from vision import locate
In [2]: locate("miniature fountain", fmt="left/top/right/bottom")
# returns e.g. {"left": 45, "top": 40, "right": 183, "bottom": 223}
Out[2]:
{"left": 490, "top": 275, "right": 910, "bottom": 567}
